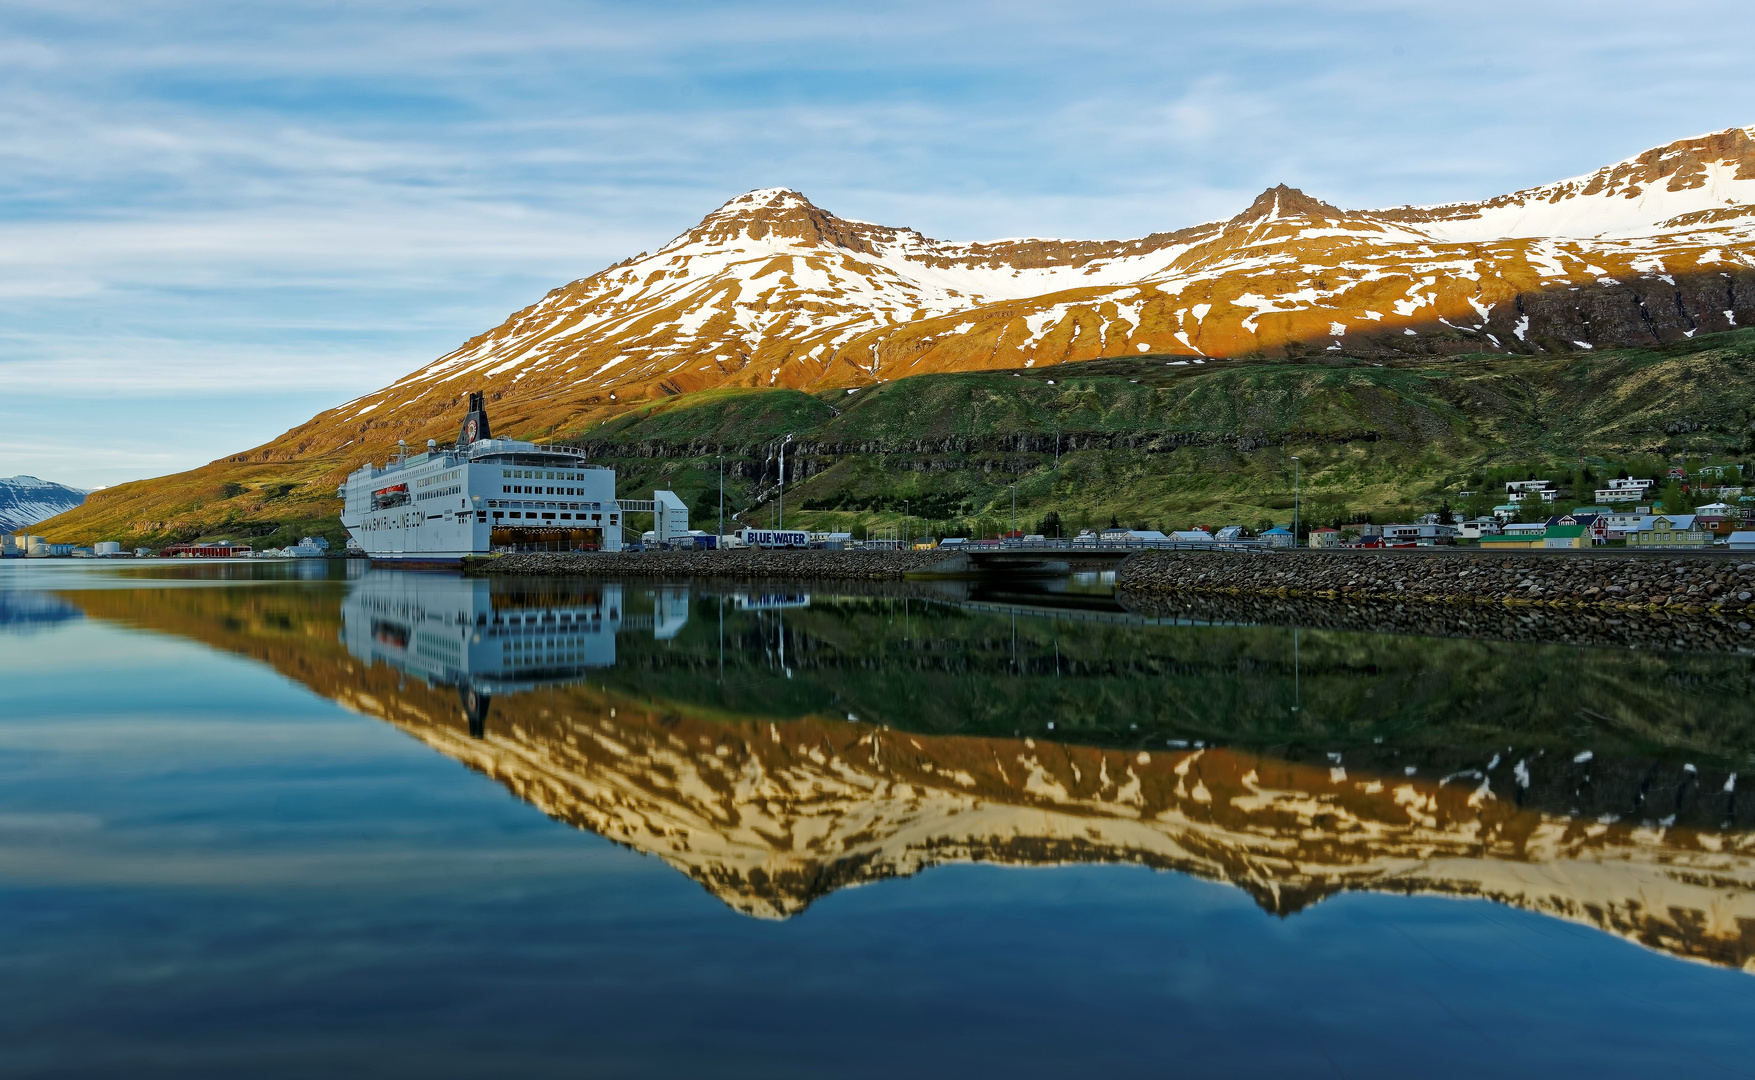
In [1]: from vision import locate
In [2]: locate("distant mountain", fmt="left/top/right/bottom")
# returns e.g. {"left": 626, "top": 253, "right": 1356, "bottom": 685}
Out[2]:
{"left": 0, "top": 476, "right": 87, "bottom": 533}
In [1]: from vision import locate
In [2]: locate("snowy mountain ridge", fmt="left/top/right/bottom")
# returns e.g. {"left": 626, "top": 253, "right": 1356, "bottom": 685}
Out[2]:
{"left": 0, "top": 476, "right": 88, "bottom": 534}
{"left": 198, "top": 125, "right": 1755, "bottom": 468}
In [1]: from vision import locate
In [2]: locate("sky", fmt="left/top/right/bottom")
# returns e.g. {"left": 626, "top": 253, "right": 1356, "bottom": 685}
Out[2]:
{"left": 4, "top": 0, "right": 1755, "bottom": 489}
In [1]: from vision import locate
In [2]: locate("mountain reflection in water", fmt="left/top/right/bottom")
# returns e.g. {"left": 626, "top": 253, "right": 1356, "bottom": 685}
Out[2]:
{"left": 55, "top": 568, "right": 1755, "bottom": 972}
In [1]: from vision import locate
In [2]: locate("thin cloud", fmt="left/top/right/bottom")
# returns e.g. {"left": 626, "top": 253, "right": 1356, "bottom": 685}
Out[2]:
{"left": 3, "top": 0, "right": 1754, "bottom": 483}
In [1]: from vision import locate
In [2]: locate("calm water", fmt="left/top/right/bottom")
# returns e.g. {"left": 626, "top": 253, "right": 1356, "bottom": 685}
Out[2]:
{"left": 3, "top": 559, "right": 1755, "bottom": 1078}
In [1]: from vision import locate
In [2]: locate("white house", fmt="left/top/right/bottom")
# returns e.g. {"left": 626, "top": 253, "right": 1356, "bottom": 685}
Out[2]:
{"left": 1598, "top": 510, "right": 1646, "bottom": 539}
{"left": 1505, "top": 480, "right": 1558, "bottom": 503}
{"left": 1384, "top": 523, "right": 1460, "bottom": 544}
{"left": 1458, "top": 517, "right": 1503, "bottom": 540}
{"left": 1596, "top": 478, "right": 1655, "bottom": 503}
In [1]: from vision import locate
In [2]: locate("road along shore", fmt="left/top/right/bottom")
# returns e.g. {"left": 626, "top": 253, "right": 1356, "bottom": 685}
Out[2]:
{"left": 1116, "top": 549, "right": 1755, "bottom": 616}
{"left": 466, "top": 548, "right": 960, "bottom": 580}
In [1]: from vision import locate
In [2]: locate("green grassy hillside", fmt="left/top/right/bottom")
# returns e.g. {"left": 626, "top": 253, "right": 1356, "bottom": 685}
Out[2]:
{"left": 593, "top": 330, "right": 1755, "bottom": 539}
{"left": 36, "top": 330, "right": 1755, "bottom": 546}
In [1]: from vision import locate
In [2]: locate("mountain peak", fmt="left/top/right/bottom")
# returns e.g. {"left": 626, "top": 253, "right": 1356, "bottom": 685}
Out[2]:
{"left": 668, "top": 186, "right": 892, "bottom": 255}
{"left": 1232, "top": 184, "right": 1346, "bottom": 224}
{"left": 710, "top": 187, "right": 816, "bottom": 216}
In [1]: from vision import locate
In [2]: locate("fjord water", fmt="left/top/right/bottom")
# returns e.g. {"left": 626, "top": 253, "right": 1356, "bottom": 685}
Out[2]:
{"left": 3, "top": 562, "right": 1754, "bottom": 1078}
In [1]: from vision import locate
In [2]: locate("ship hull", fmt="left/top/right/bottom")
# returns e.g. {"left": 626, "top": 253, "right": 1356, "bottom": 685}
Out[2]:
{"left": 340, "top": 439, "right": 625, "bottom": 562}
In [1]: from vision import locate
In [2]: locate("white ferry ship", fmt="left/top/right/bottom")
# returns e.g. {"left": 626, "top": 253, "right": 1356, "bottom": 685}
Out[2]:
{"left": 339, "top": 392, "right": 630, "bottom": 563}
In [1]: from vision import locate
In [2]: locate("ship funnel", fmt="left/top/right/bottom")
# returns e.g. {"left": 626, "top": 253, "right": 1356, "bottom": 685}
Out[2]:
{"left": 457, "top": 391, "right": 493, "bottom": 447}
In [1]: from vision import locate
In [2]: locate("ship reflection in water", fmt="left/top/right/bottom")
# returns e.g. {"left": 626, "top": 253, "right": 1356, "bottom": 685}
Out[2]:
{"left": 340, "top": 573, "right": 691, "bottom": 736}
{"left": 28, "top": 564, "right": 1755, "bottom": 978}
{"left": 148, "top": 568, "right": 1753, "bottom": 974}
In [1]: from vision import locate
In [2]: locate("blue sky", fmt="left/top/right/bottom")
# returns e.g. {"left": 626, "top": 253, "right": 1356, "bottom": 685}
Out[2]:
{"left": 4, "top": 0, "right": 1755, "bottom": 489}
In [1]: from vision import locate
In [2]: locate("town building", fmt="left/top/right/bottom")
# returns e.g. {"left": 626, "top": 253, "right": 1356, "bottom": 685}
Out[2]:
{"left": 1542, "top": 524, "right": 1588, "bottom": 549}
{"left": 1458, "top": 517, "right": 1503, "bottom": 540}
{"left": 1260, "top": 527, "right": 1294, "bottom": 548}
{"left": 1694, "top": 514, "right": 1737, "bottom": 538}
{"left": 1480, "top": 531, "right": 1545, "bottom": 550}
{"left": 1307, "top": 527, "right": 1342, "bottom": 548}
{"left": 1505, "top": 480, "right": 1557, "bottom": 503}
{"left": 1599, "top": 510, "right": 1645, "bottom": 540}
{"left": 1596, "top": 478, "right": 1656, "bottom": 503}
{"left": 1383, "top": 523, "right": 1460, "bottom": 544}
{"left": 1626, "top": 514, "right": 1710, "bottom": 549}
{"left": 1546, "top": 511, "right": 1608, "bottom": 544}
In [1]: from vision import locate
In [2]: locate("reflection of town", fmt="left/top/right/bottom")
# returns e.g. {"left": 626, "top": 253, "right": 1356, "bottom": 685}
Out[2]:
{"left": 53, "top": 571, "right": 1755, "bottom": 973}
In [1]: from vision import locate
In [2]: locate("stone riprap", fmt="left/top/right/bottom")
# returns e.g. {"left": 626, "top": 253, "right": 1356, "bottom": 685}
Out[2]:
{"left": 1116, "top": 590, "right": 1754, "bottom": 655}
{"left": 468, "top": 548, "right": 959, "bottom": 580}
{"left": 1118, "top": 549, "right": 1755, "bottom": 615}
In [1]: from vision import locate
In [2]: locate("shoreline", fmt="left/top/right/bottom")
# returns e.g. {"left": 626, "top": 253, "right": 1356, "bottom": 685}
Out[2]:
{"left": 1115, "top": 548, "right": 1755, "bottom": 617}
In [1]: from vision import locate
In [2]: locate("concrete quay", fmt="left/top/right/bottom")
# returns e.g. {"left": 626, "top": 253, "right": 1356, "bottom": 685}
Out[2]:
{"left": 466, "top": 548, "right": 960, "bottom": 580}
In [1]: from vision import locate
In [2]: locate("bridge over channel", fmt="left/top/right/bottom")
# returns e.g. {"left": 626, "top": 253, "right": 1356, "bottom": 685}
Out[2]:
{"left": 913, "top": 540, "right": 1269, "bottom": 576}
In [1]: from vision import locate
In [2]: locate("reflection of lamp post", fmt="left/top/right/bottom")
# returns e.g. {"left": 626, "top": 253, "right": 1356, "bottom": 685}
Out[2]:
{"left": 1292, "top": 455, "right": 1301, "bottom": 548}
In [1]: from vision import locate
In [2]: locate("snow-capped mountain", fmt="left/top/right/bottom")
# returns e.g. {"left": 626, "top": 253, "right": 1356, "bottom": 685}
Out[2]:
{"left": 188, "top": 126, "right": 1755, "bottom": 469}
{"left": 0, "top": 476, "right": 88, "bottom": 533}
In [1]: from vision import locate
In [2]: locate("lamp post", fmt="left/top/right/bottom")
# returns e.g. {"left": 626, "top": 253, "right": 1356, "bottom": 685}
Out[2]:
{"left": 1292, "top": 455, "right": 1301, "bottom": 548}
{"left": 717, "top": 452, "right": 724, "bottom": 541}
{"left": 904, "top": 499, "right": 910, "bottom": 549}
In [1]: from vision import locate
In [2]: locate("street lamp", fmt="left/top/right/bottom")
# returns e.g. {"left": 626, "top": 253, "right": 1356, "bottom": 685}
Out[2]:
{"left": 904, "top": 499, "right": 910, "bottom": 549}
{"left": 1292, "top": 455, "right": 1301, "bottom": 548}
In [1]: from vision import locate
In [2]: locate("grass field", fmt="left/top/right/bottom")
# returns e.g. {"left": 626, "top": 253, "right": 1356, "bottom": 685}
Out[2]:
{"left": 35, "top": 330, "right": 1755, "bottom": 546}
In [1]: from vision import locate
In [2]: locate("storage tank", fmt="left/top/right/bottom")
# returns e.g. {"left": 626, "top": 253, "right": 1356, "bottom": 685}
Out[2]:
{"left": 95, "top": 541, "right": 122, "bottom": 556}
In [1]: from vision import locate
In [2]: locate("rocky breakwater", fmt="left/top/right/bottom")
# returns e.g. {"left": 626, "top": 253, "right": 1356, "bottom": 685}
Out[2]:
{"left": 468, "top": 548, "right": 960, "bottom": 581}
{"left": 1117, "top": 549, "right": 1755, "bottom": 654}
